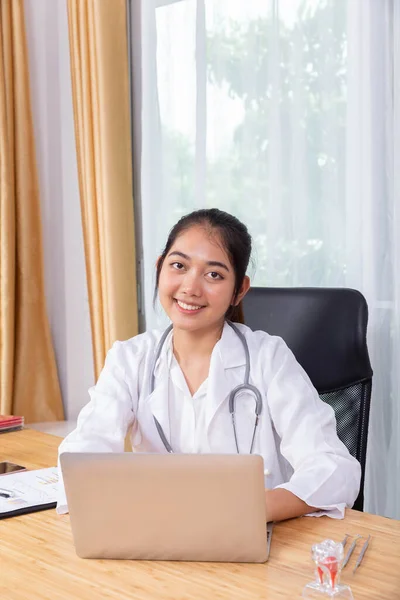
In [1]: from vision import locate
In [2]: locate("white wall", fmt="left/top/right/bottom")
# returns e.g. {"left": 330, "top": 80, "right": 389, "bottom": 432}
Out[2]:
{"left": 24, "top": 0, "right": 94, "bottom": 420}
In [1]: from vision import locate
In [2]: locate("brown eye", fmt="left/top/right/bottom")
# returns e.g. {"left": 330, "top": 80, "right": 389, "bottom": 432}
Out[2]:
{"left": 207, "top": 271, "right": 223, "bottom": 280}
{"left": 171, "top": 262, "right": 184, "bottom": 270}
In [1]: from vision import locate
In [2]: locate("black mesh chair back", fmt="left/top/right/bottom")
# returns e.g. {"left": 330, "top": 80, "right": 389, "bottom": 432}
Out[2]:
{"left": 242, "top": 287, "right": 373, "bottom": 511}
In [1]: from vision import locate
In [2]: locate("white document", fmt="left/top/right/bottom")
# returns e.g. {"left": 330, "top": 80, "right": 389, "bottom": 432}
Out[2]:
{"left": 0, "top": 467, "right": 58, "bottom": 515}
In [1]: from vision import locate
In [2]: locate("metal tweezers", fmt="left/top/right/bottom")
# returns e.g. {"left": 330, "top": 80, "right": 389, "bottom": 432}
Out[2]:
{"left": 342, "top": 535, "right": 362, "bottom": 568}
{"left": 353, "top": 535, "right": 371, "bottom": 574}
{"left": 267, "top": 522, "right": 273, "bottom": 559}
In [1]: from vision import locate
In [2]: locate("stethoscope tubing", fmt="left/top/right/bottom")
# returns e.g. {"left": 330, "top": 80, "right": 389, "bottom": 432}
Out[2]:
{"left": 149, "top": 321, "right": 263, "bottom": 454}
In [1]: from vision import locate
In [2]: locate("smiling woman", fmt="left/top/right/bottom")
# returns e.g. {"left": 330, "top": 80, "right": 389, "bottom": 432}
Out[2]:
{"left": 154, "top": 209, "right": 251, "bottom": 395}
{"left": 57, "top": 207, "right": 361, "bottom": 524}
{"left": 155, "top": 209, "right": 251, "bottom": 331}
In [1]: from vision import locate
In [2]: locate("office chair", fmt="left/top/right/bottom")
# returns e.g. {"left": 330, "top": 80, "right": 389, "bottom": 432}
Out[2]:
{"left": 242, "top": 287, "right": 373, "bottom": 512}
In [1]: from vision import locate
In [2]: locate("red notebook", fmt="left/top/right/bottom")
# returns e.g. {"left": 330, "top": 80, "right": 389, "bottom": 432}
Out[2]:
{"left": 0, "top": 415, "right": 24, "bottom": 433}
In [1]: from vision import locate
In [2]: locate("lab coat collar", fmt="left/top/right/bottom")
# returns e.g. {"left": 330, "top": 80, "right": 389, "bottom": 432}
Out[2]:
{"left": 152, "top": 321, "right": 246, "bottom": 374}
{"left": 153, "top": 327, "right": 174, "bottom": 378}
{"left": 213, "top": 321, "right": 247, "bottom": 370}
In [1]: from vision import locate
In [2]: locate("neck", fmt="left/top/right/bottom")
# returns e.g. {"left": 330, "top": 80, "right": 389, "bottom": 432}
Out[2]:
{"left": 172, "top": 321, "right": 225, "bottom": 364}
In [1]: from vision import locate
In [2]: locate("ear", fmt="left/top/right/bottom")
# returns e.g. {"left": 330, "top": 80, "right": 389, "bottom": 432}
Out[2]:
{"left": 232, "top": 276, "right": 251, "bottom": 306}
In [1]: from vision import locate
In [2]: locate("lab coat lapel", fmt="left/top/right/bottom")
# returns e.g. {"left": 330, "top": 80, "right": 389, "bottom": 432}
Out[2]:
{"left": 143, "top": 339, "right": 172, "bottom": 454}
{"left": 205, "top": 322, "right": 247, "bottom": 435}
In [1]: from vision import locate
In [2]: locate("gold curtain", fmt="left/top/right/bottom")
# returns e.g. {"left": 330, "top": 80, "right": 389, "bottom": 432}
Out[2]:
{"left": 0, "top": 0, "right": 64, "bottom": 422}
{"left": 67, "top": 0, "right": 138, "bottom": 379}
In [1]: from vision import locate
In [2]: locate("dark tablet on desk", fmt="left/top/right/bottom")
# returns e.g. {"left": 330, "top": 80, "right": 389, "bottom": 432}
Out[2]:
{"left": 0, "top": 461, "right": 26, "bottom": 475}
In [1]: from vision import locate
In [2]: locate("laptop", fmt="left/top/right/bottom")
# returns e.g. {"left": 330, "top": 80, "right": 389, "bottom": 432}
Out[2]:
{"left": 60, "top": 452, "right": 269, "bottom": 562}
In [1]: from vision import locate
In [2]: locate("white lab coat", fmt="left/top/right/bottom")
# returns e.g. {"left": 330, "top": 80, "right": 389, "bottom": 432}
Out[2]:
{"left": 57, "top": 322, "right": 361, "bottom": 517}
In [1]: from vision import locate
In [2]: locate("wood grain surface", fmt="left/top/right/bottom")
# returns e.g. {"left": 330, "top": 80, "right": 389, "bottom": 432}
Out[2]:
{"left": 0, "top": 429, "right": 398, "bottom": 599}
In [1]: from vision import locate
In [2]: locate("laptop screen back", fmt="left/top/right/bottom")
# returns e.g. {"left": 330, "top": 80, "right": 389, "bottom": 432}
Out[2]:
{"left": 61, "top": 452, "right": 268, "bottom": 563}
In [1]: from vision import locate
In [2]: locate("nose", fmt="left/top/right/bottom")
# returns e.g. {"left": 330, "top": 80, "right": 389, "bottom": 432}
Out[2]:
{"left": 181, "top": 270, "right": 202, "bottom": 297}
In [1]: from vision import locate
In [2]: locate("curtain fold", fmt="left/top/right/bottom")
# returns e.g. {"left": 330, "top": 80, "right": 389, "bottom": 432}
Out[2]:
{"left": 345, "top": 0, "right": 400, "bottom": 521}
{"left": 67, "top": 0, "right": 138, "bottom": 379}
{"left": 0, "top": 0, "right": 64, "bottom": 422}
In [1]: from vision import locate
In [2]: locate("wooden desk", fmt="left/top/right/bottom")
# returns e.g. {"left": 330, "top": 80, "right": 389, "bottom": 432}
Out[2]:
{"left": 0, "top": 429, "right": 399, "bottom": 600}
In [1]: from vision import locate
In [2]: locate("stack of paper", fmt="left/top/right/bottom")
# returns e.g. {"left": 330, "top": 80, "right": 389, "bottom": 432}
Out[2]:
{"left": 0, "top": 415, "right": 24, "bottom": 433}
{"left": 0, "top": 467, "right": 58, "bottom": 518}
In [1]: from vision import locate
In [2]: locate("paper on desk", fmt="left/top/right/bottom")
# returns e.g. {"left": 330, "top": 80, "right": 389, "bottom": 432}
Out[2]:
{"left": 0, "top": 467, "right": 58, "bottom": 514}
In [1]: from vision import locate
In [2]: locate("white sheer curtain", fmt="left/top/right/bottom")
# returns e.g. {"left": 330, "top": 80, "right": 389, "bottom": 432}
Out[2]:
{"left": 133, "top": 0, "right": 400, "bottom": 519}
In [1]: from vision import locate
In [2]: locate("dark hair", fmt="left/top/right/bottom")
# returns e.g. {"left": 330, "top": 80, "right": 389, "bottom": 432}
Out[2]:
{"left": 154, "top": 208, "right": 252, "bottom": 323}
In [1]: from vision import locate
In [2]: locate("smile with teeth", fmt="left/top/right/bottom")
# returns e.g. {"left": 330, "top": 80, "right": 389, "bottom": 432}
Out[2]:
{"left": 175, "top": 299, "right": 205, "bottom": 311}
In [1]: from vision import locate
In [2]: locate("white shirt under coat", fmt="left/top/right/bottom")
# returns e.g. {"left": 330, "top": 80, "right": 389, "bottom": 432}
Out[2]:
{"left": 57, "top": 323, "right": 361, "bottom": 517}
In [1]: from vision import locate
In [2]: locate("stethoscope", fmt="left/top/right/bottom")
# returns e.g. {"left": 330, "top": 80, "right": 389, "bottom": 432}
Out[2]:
{"left": 149, "top": 321, "right": 263, "bottom": 454}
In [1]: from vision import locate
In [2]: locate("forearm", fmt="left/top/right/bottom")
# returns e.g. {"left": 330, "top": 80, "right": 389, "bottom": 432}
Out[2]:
{"left": 265, "top": 488, "right": 318, "bottom": 522}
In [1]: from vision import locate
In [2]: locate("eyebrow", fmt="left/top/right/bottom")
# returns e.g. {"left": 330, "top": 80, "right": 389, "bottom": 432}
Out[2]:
{"left": 168, "top": 251, "right": 230, "bottom": 272}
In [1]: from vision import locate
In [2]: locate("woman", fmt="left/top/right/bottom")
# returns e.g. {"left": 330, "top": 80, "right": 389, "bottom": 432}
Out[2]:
{"left": 57, "top": 208, "right": 360, "bottom": 520}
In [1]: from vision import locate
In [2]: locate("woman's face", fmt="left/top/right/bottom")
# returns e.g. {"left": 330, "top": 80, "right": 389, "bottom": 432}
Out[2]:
{"left": 158, "top": 226, "right": 249, "bottom": 333}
